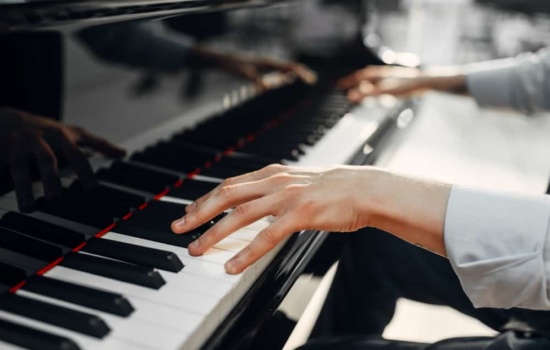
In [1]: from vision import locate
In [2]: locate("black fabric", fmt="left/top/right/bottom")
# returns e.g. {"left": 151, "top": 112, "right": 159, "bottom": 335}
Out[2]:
{"left": 306, "top": 228, "right": 550, "bottom": 349}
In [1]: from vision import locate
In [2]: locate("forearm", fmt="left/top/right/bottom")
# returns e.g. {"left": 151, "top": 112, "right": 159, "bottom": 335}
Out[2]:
{"left": 364, "top": 168, "right": 452, "bottom": 256}
{"left": 422, "top": 67, "right": 469, "bottom": 95}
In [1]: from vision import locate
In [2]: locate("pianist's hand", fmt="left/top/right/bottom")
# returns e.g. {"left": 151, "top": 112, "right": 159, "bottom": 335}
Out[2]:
{"left": 337, "top": 66, "right": 467, "bottom": 103}
{"left": 172, "top": 164, "right": 449, "bottom": 274}
{"left": 0, "top": 107, "right": 126, "bottom": 212}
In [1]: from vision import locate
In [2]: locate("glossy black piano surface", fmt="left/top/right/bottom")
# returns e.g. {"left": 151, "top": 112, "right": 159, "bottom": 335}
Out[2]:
{"left": 0, "top": 1, "right": 401, "bottom": 349}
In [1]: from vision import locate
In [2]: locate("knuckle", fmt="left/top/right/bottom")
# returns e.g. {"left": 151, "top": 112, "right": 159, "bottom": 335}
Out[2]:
{"left": 270, "top": 172, "right": 291, "bottom": 183}
{"left": 217, "top": 185, "right": 235, "bottom": 199}
{"left": 282, "top": 184, "right": 302, "bottom": 197}
{"left": 233, "top": 203, "right": 250, "bottom": 218}
{"left": 220, "top": 177, "right": 235, "bottom": 187}
{"left": 239, "top": 246, "right": 254, "bottom": 261}
{"left": 264, "top": 163, "right": 286, "bottom": 174}
{"left": 187, "top": 205, "right": 201, "bottom": 222}
{"left": 260, "top": 227, "right": 279, "bottom": 245}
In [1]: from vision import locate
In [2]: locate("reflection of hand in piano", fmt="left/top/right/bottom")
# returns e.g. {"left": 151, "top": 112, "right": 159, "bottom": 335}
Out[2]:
{"left": 0, "top": 107, "right": 126, "bottom": 212}
{"left": 192, "top": 45, "right": 318, "bottom": 92}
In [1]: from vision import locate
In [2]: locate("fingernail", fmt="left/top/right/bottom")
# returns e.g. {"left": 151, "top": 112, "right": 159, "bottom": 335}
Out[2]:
{"left": 172, "top": 217, "right": 186, "bottom": 229}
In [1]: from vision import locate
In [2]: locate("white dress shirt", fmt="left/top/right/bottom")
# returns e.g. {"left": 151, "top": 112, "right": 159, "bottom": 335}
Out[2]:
{"left": 443, "top": 48, "right": 550, "bottom": 310}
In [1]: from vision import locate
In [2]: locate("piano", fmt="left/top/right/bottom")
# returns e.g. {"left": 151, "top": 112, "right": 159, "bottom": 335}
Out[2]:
{"left": 0, "top": 1, "right": 415, "bottom": 349}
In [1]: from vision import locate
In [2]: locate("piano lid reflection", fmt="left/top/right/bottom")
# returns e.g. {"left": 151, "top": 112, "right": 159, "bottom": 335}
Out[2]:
{"left": 0, "top": 1, "right": 409, "bottom": 349}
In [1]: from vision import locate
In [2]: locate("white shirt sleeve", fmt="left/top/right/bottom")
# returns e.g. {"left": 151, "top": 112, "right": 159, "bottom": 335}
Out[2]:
{"left": 465, "top": 47, "right": 550, "bottom": 114}
{"left": 444, "top": 185, "right": 550, "bottom": 310}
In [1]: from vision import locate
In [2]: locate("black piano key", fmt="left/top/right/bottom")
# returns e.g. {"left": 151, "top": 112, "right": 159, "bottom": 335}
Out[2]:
{"left": 24, "top": 275, "right": 134, "bottom": 317}
{"left": 131, "top": 142, "right": 211, "bottom": 173}
{"left": 168, "top": 179, "right": 218, "bottom": 200}
{"left": 200, "top": 165, "right": 248, "bottom": 179}
{"left": 0, "top": 318, "right": 80, "bottom": 350}
{"left": 124, "top": 200, "right": 187, "bottom": 228}
{"left": 0, "top": 293, "right": 110, "bottom": 338}
{"left": 217, "top": 156, "right": 273, "bottom": 172}
{"left": 114, "top": 223, "right": 199, "bottom": 248}
{"left": 82, "top": 238, "right": 184, "bottom": 272}
{"left": 68, "top": 182, "right": 146, "bottom": 215}
{"left": 0, "top": 261, "right": 27, "bottom": 288}
{"left": 96, "top": 161, "right": 179, "bottom": 194}
{"left": 0, "top": 228, "right": 64, "bottom": 263}
{"left": 35, "top": 196, "right": 114, "bottom": 229}
{"left": 0, "top": 248, "right": 44, "bottom": 278}
{"left": 239, "top": 145, "right": 301, "bottom": 161}
{"left": 61, "top": 253, "right": 165, "bottom": 289}
{"left": 0, "top": 212, "right": 86, "bottom": 249}
{"left": 114, "top": 200, "right": 216, "bottom": 248}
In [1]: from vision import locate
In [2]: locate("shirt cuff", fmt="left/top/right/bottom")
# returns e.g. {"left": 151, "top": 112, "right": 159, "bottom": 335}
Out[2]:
{"left": 444, "top": 185, "right": 550, "bottom": 309}
{"left": 465, "top": 59, "right": 517, "bottom": 109}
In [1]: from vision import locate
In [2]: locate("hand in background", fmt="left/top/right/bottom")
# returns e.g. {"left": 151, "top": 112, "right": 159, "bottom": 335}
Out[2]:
{"left": 0, "top": 107, "right": 126, "bottom": 212}
{"left": 193, "top": 46, "right": 318, "bottom": 91}
{"left": 337, "top": 66, "right": 467, "bottom": 103}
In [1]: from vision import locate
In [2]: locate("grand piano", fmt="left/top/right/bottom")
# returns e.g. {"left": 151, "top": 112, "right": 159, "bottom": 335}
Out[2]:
{"left": 0, "top": 1, "right": 414, "bottom": 349}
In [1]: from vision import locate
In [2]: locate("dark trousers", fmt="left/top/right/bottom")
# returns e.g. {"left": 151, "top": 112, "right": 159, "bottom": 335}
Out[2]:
{"left": 300, "top": 228, "right": 550, "bottom": 350}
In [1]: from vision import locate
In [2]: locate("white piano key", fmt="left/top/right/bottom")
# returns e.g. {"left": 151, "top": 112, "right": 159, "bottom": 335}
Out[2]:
{"left": 161, "top": 196, "right": 193, "bottom": 206}
{"left": 45, "top": 266, "right": 219, "bottom": 317}
{"left": 158, "top": 271, "right": 234, "bottom": 299}
{"left": 102, "top": 231, "right": 259, "bottom": 293}
{"left": 0, "top": 310, "right": 148, "bottom": 350}
{"left": 16, "top": 290, "right": 187, "bottom": 350}
{"left": 229, "top": 228, "right": 258, "bottom": 242}
{"left": 245, "top": 220, "right": 270, "bottom": 231}
{"left": 213, "top": 237, "right": 249, "bottom": 253}
{"left": 101, "top": 233, "right": 239, "bottom": 284}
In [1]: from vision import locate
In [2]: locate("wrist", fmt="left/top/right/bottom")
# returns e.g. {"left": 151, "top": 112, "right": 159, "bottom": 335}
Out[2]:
{"left": 358, "top": 167, "right": 452, "bottom": 256}
{"left": 422, "top": 67, "right": 467, "bottom": 93}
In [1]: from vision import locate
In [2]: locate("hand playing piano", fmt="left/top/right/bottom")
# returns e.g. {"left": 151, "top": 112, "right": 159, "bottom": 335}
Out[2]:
{"left": 0, "top": 107, "right": 126, "bottom": 212}
{"left": 337, "top": 66, "right": 467, "bottom": 103}
{"left": 171, "top": 164, "right": 376, "bottom": 274}
{"left": 172, "top": 164, "right": 450, "bottom": 274}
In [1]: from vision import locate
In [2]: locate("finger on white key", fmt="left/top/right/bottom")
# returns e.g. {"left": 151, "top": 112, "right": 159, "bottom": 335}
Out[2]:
{"left": 103, "top": 231, "right": 236, "bottom": 265}
{"left": 102, "top": 232, "right": 240, "bottom": 284}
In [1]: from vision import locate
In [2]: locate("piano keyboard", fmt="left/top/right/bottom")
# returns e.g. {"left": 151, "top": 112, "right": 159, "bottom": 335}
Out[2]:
{"left": 0, "top": 82, "right": 406, "bottom": 350}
